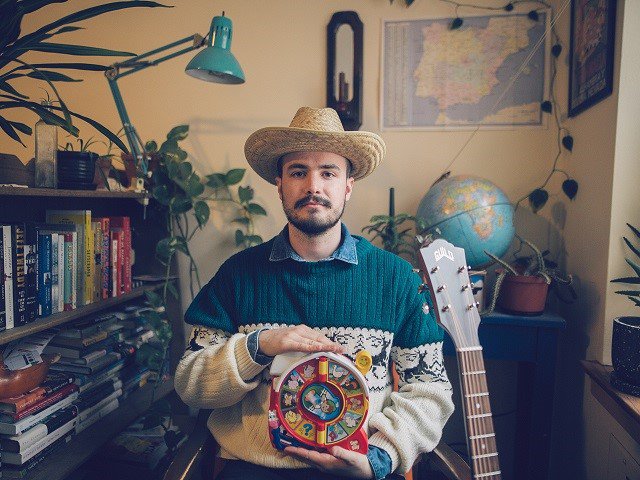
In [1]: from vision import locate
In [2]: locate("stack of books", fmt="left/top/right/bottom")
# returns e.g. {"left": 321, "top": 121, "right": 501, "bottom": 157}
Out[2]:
{"left": 0, "top": 372, "right": 78, "bottom": 478}
{"left": 0, "top": 212, "right": 133, "bottom": 332}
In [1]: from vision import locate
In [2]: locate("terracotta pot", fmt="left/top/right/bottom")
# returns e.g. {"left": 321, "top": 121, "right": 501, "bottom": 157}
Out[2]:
{"left": 0, "top": 354, "right": 60, "bottom": 398}
{"left": 497, "top": 274, "right": 549, "bottom": 316}
{"left": 611, "top": 316, "right": 640, "bottom": 392}
{"left": 121, "top": 153, "right": 161, "bottom": 188}
{"left": 94, "top": 156, "right": 113, "bottom": 189}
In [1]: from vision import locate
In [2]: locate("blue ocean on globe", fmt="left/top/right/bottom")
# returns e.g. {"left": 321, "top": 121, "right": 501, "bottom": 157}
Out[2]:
{"left": 416, "top": 175, "right": 514, "bottom": 269}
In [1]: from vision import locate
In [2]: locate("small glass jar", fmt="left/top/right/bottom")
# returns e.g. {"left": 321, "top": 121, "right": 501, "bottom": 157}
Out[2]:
{"left": 34, "top": 101, "right": 58, "bottom": 188}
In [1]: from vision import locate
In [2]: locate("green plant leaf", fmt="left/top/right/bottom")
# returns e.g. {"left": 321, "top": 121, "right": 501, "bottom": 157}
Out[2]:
{"left": 238, "top": 186, "right": 254, "bottom": 203}
{"left": 185, "top": 174, "right": 204, "bottom": 197}
{"left": 145, "top": 140, "right": 158, "bottom": 153}
{"left": 450, "top": 17, "right": 463, "bottom": 30}
{"left": 0, "top": 115, "right": 25, "bottom": 146}
{"left": 167, "top": 124, "right": 188, "bottom": 141}
{"left": 169, "top": 195, "right": 192, "bottom": 214}
{"left": 615, "top": 290, "right": 640, "bottom": 296}
{"left": 611, "top": 276, "right": 640, "bottom": 284}
{"left": 152, "top": 184, "right": 171, "bottom": 205}
{"left": 155, "top": 237, "right": 174, "bottom": 261}
{"left": 235, "top": 229, "right": 245, "bottom": 246}
{"left": 627, "top": 223, "right": 640, "bottom": 241}
{"left": 206, "top": 173, "right": 226, "bottom": 188}
{"left": 11, "top": 62, "right": 109, "bottom": 72}
{"left": 245, "top": 235, "right": 263, "bottom": 245}
{"left": 225, "top": 168, "right": 245, "bottom": 185}
{"left": 562, "top": 179, "right": 578, "bottom": 200}
{"left": 177, "top": 161, "right": 192, "bottom": 180}
{"left": 232, "top": 217, "right": 250, "bottom": 225}
{"left": 247, "top": 203, "right": 267, "bottom": 216}
{"left": 528, "top": 188, "right": 549, "bottom": 213}
{"left": 626, "top": 258, "right": 640, "bottom": 277}
{"left": 0, "top": 80, "right": 27, "bottom": 98}
{"left": 561, "top": 135, "right": 574, "bottom": 151}
{"left": 628, "top": 296, "right": 640, "bottom": 307}
{"left": 22, "top": 42, "right": 136, "bottom": 57}
{"left": 144, "top": 290, "right": 163, "bottom": 308}
{"left": 194, "top": 200, "right": 209, "bottom": 228}
{"left": 166, "top": 281, "right": 179, "bottom": 299}
{"left": 8, "top": 120, "right": 32, "bottom": 135}
{"left": 26, "top": 70, "right": 81, "bottom": 82}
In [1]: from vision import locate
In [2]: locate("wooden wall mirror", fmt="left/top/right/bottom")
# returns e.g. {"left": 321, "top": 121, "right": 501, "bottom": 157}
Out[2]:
{"left": 327, "top": 11, "right": 363, "bottom": 131}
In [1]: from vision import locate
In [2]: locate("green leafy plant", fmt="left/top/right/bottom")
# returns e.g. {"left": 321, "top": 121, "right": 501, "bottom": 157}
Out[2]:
{"left": 484, "top": 235, "right": 574, "bottom": 313}
{"left": 134, "top": 124, "right": 267, "bottom": 392}
{"left": 611, "top": 223, "right": 640, "bottom": 308}
{"left": 0, "top": 0, "right": 167, "bottom": 149}
{"left": 361, "top": 213, "right": 425, "bottom": 263}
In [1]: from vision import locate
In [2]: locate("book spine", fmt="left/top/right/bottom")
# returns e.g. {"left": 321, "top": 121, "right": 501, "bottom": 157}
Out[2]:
{"left": 3, "top": 225, "right": 14, "bottom": 329}
{"left": 0, "top": 228, "right": 5, "bottom": 331}
{"left": 84, "top": 212, "right": 93, "bottom": 304}
{"left": 1, "top": 406, "right": 78, "bottom": 453}
{"left": 37, "top": 233, "right": 52, "bottom": 318}
{"left": 0, "top": 387, "right": 47, "bottom": 413}
{"left": 63, "top": 233, "right": 72, "bottom": 311}
{"left": 110, "top": 232, "right": 118, "bottom": 297}
{"left": 23, "top": 223, "right": 37, "bottom": 323}
{"left": 75, "top": 397, "right": 119, "bottom": 434}
{"left": 50, "top": 233, "right": 59, "bottom": 314}
{"left": 117, "top": 230, "right": 124, "bottom": 295}
{"left": 71, "top": 231, "right": 77, "bottom": 309}
{"left": 0, "top": 391, "right": 78, "bottom": 435}
{"left": 2, "top": 416, "right": 77, "bottom": 465}
{"left": 98, "top": 217, "right": 110, "bottom": 299}
{"left": 57, "top": 232, "right": 64, "bottom": 312}
{"left": 110, "top": 217, "right": 131, "bottom": 294}
{"left": 11, "top": 224, "right": 27, "bottom": 326}
{"left": 11, "top": 384, "right": 77, "bottom": 421}
{"left": 92, "top": 221, "right": 102, "bottom": 303}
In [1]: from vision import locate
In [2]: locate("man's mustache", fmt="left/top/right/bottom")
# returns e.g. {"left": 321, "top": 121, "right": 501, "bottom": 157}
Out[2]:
{"left": 295, "top": 195, "right": 331, "bottom": 209}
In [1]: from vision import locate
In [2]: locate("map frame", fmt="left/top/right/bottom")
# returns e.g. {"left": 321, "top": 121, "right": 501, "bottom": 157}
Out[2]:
{"left": 380, "top": 11, "right": 551, "bottom": 131}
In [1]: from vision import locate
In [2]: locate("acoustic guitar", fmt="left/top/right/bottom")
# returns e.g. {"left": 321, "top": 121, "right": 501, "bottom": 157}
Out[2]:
{"left": 418, "top": 238, "right": 502, "bottom": 479}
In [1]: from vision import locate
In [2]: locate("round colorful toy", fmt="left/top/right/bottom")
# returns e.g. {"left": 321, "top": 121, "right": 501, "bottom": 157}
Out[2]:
{"left": 268, "top": 350, "right": 372, "bottom": 454}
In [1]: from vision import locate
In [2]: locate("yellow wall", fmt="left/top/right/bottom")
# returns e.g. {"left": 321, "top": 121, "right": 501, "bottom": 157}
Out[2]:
{"left": 3, "top": 1, "right": 639, "bottom": 478}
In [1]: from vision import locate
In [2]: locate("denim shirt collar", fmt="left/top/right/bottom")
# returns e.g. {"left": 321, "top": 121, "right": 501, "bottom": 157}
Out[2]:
{"left": 269, "top": 223, "right": 358, "bottom": 265}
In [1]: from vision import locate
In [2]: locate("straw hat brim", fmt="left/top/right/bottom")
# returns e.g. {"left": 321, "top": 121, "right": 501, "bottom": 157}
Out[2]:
{"left": 244, "top": 126, "right": 385, "bottom": 185}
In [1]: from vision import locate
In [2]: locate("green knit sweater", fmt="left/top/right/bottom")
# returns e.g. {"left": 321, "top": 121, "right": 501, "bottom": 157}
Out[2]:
{"left": 175, "top": 235, "right": 454, "bottom": 473}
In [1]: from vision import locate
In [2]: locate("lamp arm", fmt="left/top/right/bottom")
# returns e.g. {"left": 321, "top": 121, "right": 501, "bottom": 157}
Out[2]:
{"left": 104, "top": 33, "right": 207, "bottom": 175}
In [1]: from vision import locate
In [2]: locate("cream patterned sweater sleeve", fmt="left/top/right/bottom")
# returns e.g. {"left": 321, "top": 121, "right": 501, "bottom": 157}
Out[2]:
{"left": 174, "top": 326, "right": 269, "bottom": 409}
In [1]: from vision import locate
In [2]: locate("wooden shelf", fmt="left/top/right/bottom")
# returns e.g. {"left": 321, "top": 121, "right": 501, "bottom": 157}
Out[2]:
{"left": 582, "top": 360, "right": 640, "bottom": 444}
{"left": 25, "top": 378, "right": 174, "bottom": 480}
{"left": 0, "top": 284, "right": 163, "bottom": 346}
{"left": 0, "top": 186, "right": 147, "bottom": 199}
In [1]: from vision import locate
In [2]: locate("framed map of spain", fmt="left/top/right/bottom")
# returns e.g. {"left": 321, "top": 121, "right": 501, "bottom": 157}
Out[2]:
{"left": 381, "top": 11, "right": 550, "bottom": 130}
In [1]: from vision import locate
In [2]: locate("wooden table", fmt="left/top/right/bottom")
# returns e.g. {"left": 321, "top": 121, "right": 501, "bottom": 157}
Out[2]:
{"left": 443, "top": 311, "right": 566, "bottom": 480}
{"left": 582, "top": 360, "right": 640, "bottom": 444}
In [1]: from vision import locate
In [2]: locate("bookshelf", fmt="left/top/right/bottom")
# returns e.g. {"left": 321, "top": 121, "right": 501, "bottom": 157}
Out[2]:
{"left": 0, "top": 187, "right": 187, "bottom": 479}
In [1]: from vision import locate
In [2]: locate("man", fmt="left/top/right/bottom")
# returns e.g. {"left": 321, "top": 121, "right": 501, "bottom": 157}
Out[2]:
{"left": 174, "top": 107, "right": 454, "bottom": 480}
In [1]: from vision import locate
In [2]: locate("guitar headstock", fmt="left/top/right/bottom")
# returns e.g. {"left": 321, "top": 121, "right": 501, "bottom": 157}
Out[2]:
{"left": 418, "top": 238, "right": 480, "bottom": 349}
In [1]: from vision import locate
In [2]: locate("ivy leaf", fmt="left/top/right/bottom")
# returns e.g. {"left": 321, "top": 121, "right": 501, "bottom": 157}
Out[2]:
{"left": 232, "top": 217, "right": 250, "bottom": 225}
{"left": 247, "top": 203, "right": 267, "bottom": 216}
{"left": 562, "top": 135, "right": 574, "bottom": 151}
{"left": 245, "top": 235, "right": 263, "bottom": 245}
{"left": 177, "top": 161, "right": 192, "bottom": 180}
{"left": 194, "top": 200, "right": 210, "bottom": 228}
{"left": 504, "top": 3, "right": 514, "bottom": 11}
{"left": 238, "top": 186, "right": 254, "bottom": 203}
{"left": 541, "top": 101, "right": 552, "bottom": 113}
{"left": 169, "top": 194, "right": 192, "bottom": 214}
{"left": 528, "top": 10, "right": 540, "bottom": 21}
{"left": 552, "top": 44, "right": 562, "bottom": 58}
{"left": 166, "top": 281, "right": 179, "bottom": 299}
{"left": 528, "top": 188, "right": 549, "bottom": 213}
{"left": 167, "top": 124, "right": 188, "bottom": 141}
{"left": 562, "top": 179, "right": 578, "bottom": 200}
{"left": 152, "top": 184, "right": 170, "bottom": 205}
{"left": 206, "top": 173, "right": 226, "bottom": 188}
{"left": 185, "top": 174, "right": 204, "bottom": 197}
{"left": 145, "top": 140, "right": 158, "bottom": 153}
{"left": 225, "top": 169, "right": 245, "bottom": 185}
{"left": 450, "top": 17, "right": 463, "bottom": 30}
{"left": 235, "top": 229, "right": 245, "bottom": 246}
{"left": 144, "top": 290, "right": 163, "bottom": 309}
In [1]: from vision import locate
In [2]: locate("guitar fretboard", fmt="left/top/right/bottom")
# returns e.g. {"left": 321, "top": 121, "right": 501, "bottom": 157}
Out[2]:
{"left": 458, "top": 348, "right": 501, "bottom": 479}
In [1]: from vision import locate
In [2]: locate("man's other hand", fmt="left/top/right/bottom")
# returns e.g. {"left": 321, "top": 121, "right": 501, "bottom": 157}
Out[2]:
{"left": 258, "top": 325, "right": 344, "bottom": 357}
{"left": 284, "top": 446, "right": 374, "bottom": 479}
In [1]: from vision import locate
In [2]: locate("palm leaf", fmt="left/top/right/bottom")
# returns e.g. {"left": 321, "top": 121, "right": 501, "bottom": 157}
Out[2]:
{"left": 1, "top": 98, "right": 79, "bottom": 136}
{"left": 8, "top": 120, "right": 31, "bottom": 135}
{"left": 611, "top": 276, "right": 640, "bottom": 284}
{"left": 623, "top": 236, "right": 640, "bottom": 261}
{"left": 10, "top": 62, "right": 108, "bottom": 72}
{"left": 0, "top": 115, "right": 25, "bottom": 146}
{"left": 20, "top": 42, "right": 135, "bottom": 57}
{"left": 626, "top": 258, "right": 640, "bottom": 277}
{"left": 615, "top": 290, "right": 640, "bottom": 296}
{"left": 627, "top": 223, "right": 640, "bottom": 241}
{"left": 0, "top": 79, "right": 27, "bottom": 98}
{"left": 20, "top": 0, "right": 69, "bottom": 15}
{"left": 26, "top": 70, "right": 81, "bottom": 82}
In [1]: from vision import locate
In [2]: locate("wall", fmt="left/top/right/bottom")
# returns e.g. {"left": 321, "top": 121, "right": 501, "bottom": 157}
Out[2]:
{"left": 3, "top": 1, "right": 635, "bottom": 478}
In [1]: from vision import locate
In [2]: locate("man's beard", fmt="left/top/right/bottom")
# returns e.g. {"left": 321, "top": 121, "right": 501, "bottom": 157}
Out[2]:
{"left": 283, "top": 194, "right": 346, "bottom": 236}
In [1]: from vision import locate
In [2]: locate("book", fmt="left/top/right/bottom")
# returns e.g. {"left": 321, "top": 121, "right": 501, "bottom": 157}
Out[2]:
{"left": 1, "top": 416, "right": 77, "bottom": 465}
{"left": 0, "top": 390, "right": 78, "bottom": 435}
{"left": 0, "top": 387, "right": 46, "bottom": 414}
{"left": 56, "top": 231, "right": 64, "bottom": 313}
{"left": 0, "top": 383, "right": 78, "bottom": 423}
{"left": 75, "top": 397, "right": 119, "bottom": 434}
{"left": 63, "top": 231, "right": 76, "bottom": 310}
{"left": 45, "top": 332, "right": 117, "bottom": 359}
{"left": 23, "top": 222, "right": 37, "bottom": 323}
{"left": 50, "top": 233, "right": 60, "bottom": 314}
{"left": 94, "top": 217, "right": 110, "bottom": 300}
{"left": 109, "top": 217, "right": 131, "bottom": 294}
{"left": 49, "top": 351, "right": 121, "bottom": 375}
{"left": 36, "top": 231, "right": 51, "bottom": 317}
{"left": 56, "top": 311, "right": 118, "bottom": 339}
{"left": 0, "top": 227, "right": 5, "bottom": 331}
{"left": 45, "top": 210, "right": 92, "bottom": 306}
{"left": 58, "top": 348, "right": 107, "bottom": 366}
{"left": 9, "top": 223, "right": 28, "bottom": 327}
{"left": 2, "top": 225, "right": 14, "bottom": 329}
{"left": 50, "top": 329, "right": 109, "bottom": 348}
{"left": 0, "top": 405, "right": 78, "bottom": 453}
{"left": 1, "top": 431, "right": 72, "bottom": 479}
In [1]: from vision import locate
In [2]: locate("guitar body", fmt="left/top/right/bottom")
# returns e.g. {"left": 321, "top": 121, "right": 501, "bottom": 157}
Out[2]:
{"left": 419, "top": 239, "right": 502, "bottom": 480}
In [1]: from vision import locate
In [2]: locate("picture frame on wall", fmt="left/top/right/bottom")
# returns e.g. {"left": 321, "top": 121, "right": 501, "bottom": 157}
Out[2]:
{"left": 568, "top": 0, "right": 617, "bottom": 118}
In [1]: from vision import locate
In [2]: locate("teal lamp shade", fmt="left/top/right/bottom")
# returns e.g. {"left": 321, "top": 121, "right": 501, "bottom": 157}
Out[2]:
{"left": 186, "top": 13, "right": 245, "bottom": 84}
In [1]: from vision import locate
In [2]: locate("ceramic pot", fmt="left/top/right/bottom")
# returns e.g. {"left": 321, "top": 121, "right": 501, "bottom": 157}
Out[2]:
{"left": 497, "top": 274, "right": 549, "bottom": 316}
{"left": 56, "top": 151, "right": 97, "bottom": 189}
{"left": 611, "top": 316, "right": 640, "bottom": 387}
{"left": 0, "top": 354, "right": 60, "bottom": 398}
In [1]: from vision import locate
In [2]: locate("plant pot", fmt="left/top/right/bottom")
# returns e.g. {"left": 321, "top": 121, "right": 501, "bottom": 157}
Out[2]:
{"left": 610, "top": 316, "right": 640, "bottom": 396}
{"left": 93, "top": 156, "right": 113, "bottom": 190}
{"left": 497, "top": 274, "right": 549, "bottom": 316}
{"left": 56, "top": 151, "right": 97, "bottom": 188}
{"left": 121, "top": 153, "right": 161, "bottom": 189}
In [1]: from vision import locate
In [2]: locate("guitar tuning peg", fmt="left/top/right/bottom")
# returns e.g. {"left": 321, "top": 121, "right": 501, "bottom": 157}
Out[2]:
{"left": 475, "top": 301, "right": 481, "bottom": 308}
{"left": 430, "top": 266, "right": 439, "bottom": 274}
{"left": 437, "top": 285, "right": 447, "bottom": 293}
{"left": 457, "top": 266, "right": 465, "bottom": 273}
{"left": 412, "top": 268, "right": 421, "bottom": 274}
{"left": 422, "top": 303, "right": 430, "bottom": 314}
{"left": 466, "top": 304, "right": 475, "bottom": 311}
{"left": 470, "top": 282, "right": 475, "bottom": 288}
{"left": 461, "top": 284, "right": 469, "bottom": 291}
{"left": 417, "top": 283, "right": 429, "bottom": 294}
{"left": 441, "top": 304, "right": 451, "bottom": 313}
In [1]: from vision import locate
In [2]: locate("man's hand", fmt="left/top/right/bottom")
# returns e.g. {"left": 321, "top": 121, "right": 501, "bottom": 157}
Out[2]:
{"left": 284, "top": 446, "right": 374, "bottom": 479}
{"left": 258, "top": 325, "right": 344, "bottom": 357}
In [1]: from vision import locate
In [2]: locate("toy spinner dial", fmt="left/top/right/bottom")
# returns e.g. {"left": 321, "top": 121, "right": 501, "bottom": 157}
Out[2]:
{"left": 277, "top": 356, "right": 368, "bottom": 447}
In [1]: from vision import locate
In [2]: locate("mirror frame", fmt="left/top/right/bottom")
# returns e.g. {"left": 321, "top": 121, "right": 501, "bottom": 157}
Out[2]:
{"left": 327, "top": 11, "right": 363, "bottom": 131}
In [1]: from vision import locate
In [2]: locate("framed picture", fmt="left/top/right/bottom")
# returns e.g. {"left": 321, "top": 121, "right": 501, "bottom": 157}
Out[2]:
{"left": 568, "top": 0, "right": 617, "bottom": 117}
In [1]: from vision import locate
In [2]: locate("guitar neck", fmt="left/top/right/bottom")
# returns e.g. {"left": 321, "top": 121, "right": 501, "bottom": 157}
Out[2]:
{"left": 457, "top": 347, "right": 501, "bottom": 479}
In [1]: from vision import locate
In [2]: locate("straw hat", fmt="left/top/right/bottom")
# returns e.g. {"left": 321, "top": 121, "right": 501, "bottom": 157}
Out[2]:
{"left": 244, "top": 107, "right": 386, "bottom": 185}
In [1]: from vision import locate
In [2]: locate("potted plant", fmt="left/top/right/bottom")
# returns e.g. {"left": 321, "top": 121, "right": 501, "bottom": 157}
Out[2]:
{"left": 0, "top": 1, "right": 166, "bottom": 150}
{"left": 609, "top": 223, "right": 640, "bottom": 395}
{"left": 485, "top": 236, "right": 574, "bottom": 315}
{"left": 57, "top": 136, "right": 107, "bottom": 189}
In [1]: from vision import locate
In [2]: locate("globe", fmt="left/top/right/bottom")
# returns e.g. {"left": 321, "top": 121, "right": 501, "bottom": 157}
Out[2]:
{"left": 416, "top": 175, "right": 514, "bottom": 269}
